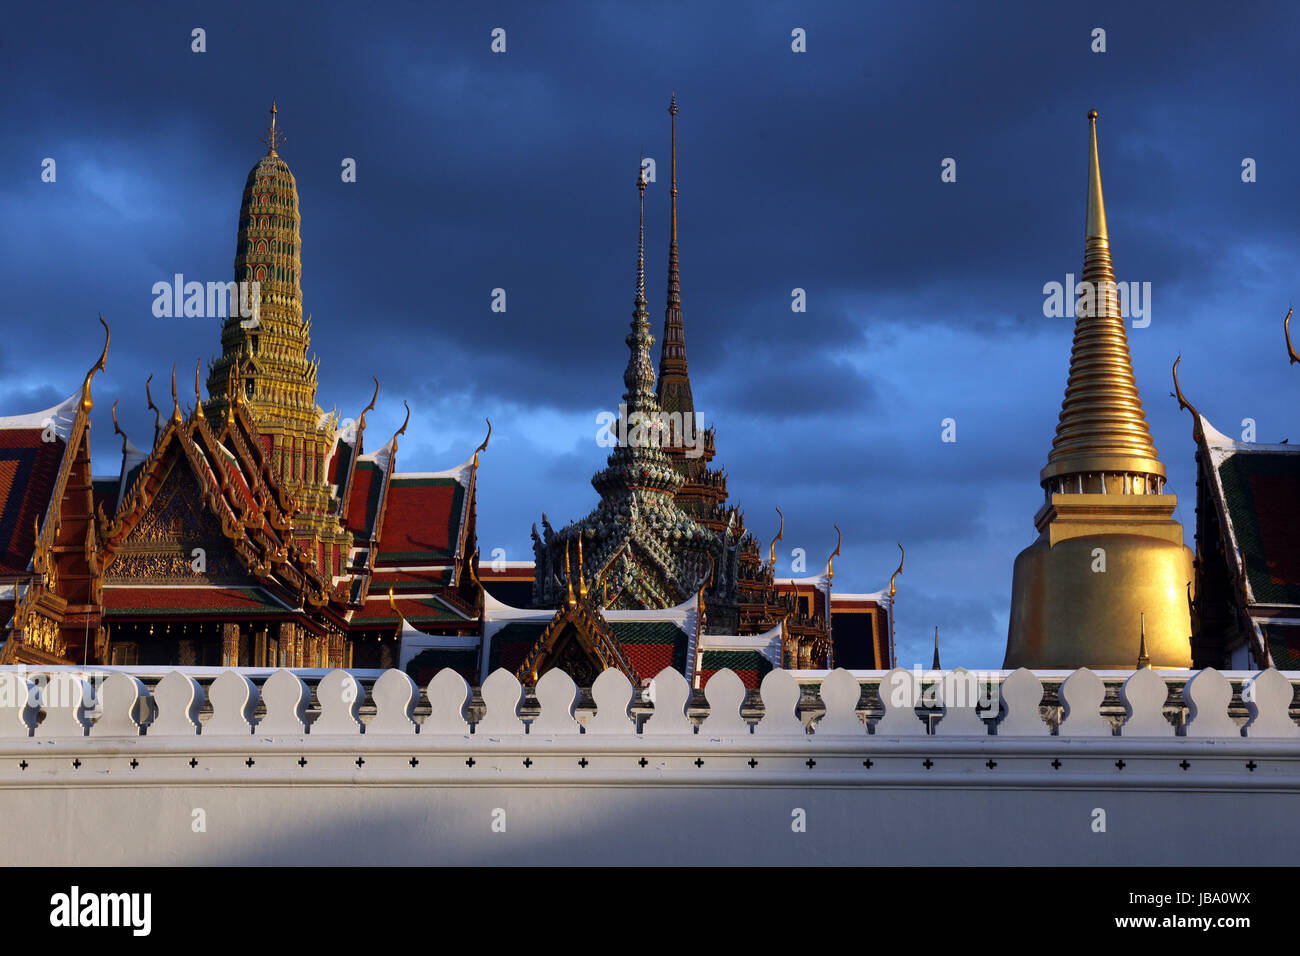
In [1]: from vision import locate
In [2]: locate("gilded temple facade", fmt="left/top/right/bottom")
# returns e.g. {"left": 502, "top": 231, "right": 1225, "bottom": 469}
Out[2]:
{"left": 0, "top": 107, "right": 484, "bottom": 669}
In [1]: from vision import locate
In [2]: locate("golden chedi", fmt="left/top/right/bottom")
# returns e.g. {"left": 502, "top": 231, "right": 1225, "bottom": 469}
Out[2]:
{"left": 1004, "top": 112, "right": 1193, "bottom": 669}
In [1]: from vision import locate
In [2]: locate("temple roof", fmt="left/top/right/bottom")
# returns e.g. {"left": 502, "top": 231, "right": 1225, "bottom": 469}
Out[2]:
{"left": 0, "top": 392, "right": 79, "bottom": 576}
{"left": 1190, "top": 411, "right": 1300, "bottom": 610}
{"left": 101, "top": 584, "right": 293, "bottom": 617}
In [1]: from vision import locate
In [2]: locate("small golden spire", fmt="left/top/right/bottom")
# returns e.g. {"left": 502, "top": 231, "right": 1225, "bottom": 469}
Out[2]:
{"left": 170, "top": 364, "right": 182, "bottom": 423}
{"left": 564, "top": 541, "right": 575, "bottom": 606}
{"left": 225, "top": 367, "right": 236, "bottom": 424}
{"left": 932, "top": 626, "right": 941, "bottom": 670}
{"left": 769, "top": 507, "right": 784, "bottom": 568}
{"left": 193, "top": 359, "right": 205, "bottom": 419}
{"left": 1137, "top": 612, "right": 1151, "bottom": 669}
{"left": 577, "top": 536, "right": 588, "bottom": 599}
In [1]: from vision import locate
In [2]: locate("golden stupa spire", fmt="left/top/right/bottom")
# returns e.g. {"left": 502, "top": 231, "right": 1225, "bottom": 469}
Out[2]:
{"left": 1040, "top": 110, "right": 1164, "bottom": 490}
{"left": 1004, "top": 110, "right": 1193, "bottom": 672}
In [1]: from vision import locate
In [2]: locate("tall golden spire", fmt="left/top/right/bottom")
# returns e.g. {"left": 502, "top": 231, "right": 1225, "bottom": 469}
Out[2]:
{"left": 1004, "top": 110, "right": 1193, "bottom": 672}
{"left": 1040, "top": 110, "right": 1164, "bottom": 490}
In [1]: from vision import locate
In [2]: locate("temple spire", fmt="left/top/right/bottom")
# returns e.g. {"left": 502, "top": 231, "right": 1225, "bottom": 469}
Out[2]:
{"left": 621, "top": 159, "right": 658, "bottom": 417}
{"left": 1086, "top": 110, "right": 1108, "bottom": 243}
{"left": 657, "top": 93, "right": 694, "bottom": 423}
{"left": 637, "top": 158, "right": 647, "bottom": 307}
{"left": 1039, "top": 110, "right": 1164, "bottom": 489}
{"left": 263, "top": 100, "right": 284, "bottom": 156}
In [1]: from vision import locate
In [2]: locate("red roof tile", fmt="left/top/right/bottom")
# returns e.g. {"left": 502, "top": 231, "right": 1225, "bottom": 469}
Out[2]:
{"left": 375, "top": 479, "right": 464, "bottom": 564}
{"left": 0, "top": 430, "right": 66, "bottom": 575}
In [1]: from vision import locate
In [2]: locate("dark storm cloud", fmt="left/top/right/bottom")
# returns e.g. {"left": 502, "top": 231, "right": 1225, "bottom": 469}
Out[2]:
{"left": 3, "top": 0, "right": 1299, "bottom": 667}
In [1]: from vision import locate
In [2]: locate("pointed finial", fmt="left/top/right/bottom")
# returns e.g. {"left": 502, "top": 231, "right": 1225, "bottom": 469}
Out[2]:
{"left": 769, "top": 507, "right": 784, "bottom": 568}
{"left": 636, "top": 155, "right": 648, "bottom": 306}
{"left": 225, "top": 367, "right": 236, "bottom": 424}
{"left": 388, "top": 587, "right": 399, "bottom": 616}
{"left": 1086, "top": 110, "right": 1108, "bottom": 242}
{"left": 193, "top": 359, "right": 205, "bottom": 419}
{"left": 577, "top": 536, "right": 588, "bottom": 599}
{"left": 80, "top": 316, "right": 110, "bottom": 413}
{"left": 1285, "top": 307, "right": 1299, "bottom": 365}
{"left": 170, "top": 364, "right": 182, "bottom": 423}
{"left": 1137, "top": 612, "right": 1151, "bottom": 669}
{"left": 263, "top": 100, "right": 284, "bottom": 155}
{"left": 669, "top": 92, "right": 678, "bottom": 244}
{"left": 932, "top": 626, "right": 941, "bottom": 670}
{"left": 564, "top": 541, "right": 575, "bottom": 606}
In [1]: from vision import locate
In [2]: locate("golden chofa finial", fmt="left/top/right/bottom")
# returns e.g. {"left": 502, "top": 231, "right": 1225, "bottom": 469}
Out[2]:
{"left": 390, "top": 400, "right": 411, "bottom": 452}
{"left": 80, "top": 316, "right": 110, "bottom": 413}
{"left": 169, "top": 364, "right": 182, "bottom": 423}
{"left": 192, "top": 359, "right": 205, "bottom": 420}
{"left": 1171, "top": 355, "right": 1205, "bottom": 443}
{"left": 110, "top": 400, "right": 129, "bottom": 453}
{"left": 826, "top": 525, "right": 842, "bottom": 582}
{"left": 388, "top": 586, "right": 399, "bottom": 616}
{"left": 262, "top": 100, "right": 284, "bottom": 155}
{"left": 1284, "top": 307, "right": 1299, "bottom": 364}
{"left": 888, "top": 542, "right": 905, "bottom": 600}
{"left": 357, "top": 377, "right": 379, "bottom": 432}
{"left": 769, "top": 507, "right": 784, "bottom": 568}
{"left": 473, "top": 417, "right": 492, "bottom": 468}
{"left": 145, "top": 373, "right": 161, "bottom": 441}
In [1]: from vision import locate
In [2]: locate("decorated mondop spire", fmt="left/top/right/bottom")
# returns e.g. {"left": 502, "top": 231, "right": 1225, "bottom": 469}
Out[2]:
{"left": 623, "top": 159, "right": 660, "bottom": 419}
{"left": 590, "top": 159, "right": 681, "bottom": 500}
{"left": 207, "top": 102, "right": 316, "bottom": 435}
{"left": 533, "top": 161, "right": 715, "bottom": 612}
{"left": 1040, "top": 110, "right": 1165, "bottom": 492}
{"left": 657, "top": 93, "right": 694, "bottom": 420}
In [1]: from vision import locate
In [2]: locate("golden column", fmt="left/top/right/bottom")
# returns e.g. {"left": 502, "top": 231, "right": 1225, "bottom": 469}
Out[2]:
{"left": 1004, "top": 111, "right": 1193, "bottom": 669}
